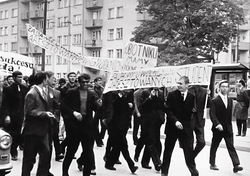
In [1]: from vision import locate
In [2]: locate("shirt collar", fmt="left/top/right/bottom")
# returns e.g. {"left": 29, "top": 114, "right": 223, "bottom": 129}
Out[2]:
{"left": 219, "top": 93, "right": 227, "bottom": 99}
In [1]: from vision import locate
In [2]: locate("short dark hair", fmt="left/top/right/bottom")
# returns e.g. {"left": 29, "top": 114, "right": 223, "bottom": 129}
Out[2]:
{"left": 34, "top": 72, "right": 47, "bottom": 85}
{"left": 219, "top": 80, "right": 228, "bottom": 87}
{"left": 179, "top": 76, "right": 189, "bottom": 84}
{"left": 12, "top": 71, "right": 22, "bottom": 78}
{"left": 67, "top": 72, "right": 76, "bottom": 78}
{"left": 238, "top": 79, "right": 245, "bottom": 87}
{"left": 45, "top": 71, "right": 54, "bottom": 79}
{"left": 94, "top": 77, "right": 102, "bottom": 82}
{"left": 58, "top": 78, "right": 66, "bottom": 84}
{"left": 6, "top": 75, "right": 13, "bottom": 80}
{"left": 78, "top": 73, "right": 90, "bottom": 82}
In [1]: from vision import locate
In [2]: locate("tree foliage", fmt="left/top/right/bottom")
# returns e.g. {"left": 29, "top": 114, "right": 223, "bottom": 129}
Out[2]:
{"left": 131, "top": 0, "right": 245, "bottom": 65}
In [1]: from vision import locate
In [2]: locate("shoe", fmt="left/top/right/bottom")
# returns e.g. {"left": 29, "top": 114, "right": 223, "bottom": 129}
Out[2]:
{"left": 142, "top": 164, "right": 152, "bottom": 169}
{"left": 233, "top": 165, "right": 243, "bottom": 173}
{"left": 11, "top": 156, "right": 18, "bottom": 161}
{"left": 77, "top": 161, "right": 83, "bottom": 171}
{"left": 97, "top": 143, "right": 103, "bottom": 147}
{"left": 134, "top": 155, "right": 138, "bottom": 162}
{"left": 90, "top": 169, "right": 96, "bottom": 175}
{"left": 155, "top": 163, "right": 162, "bottom": 171}
{"left": 103, "top": 155, "right": 107, "bottom": 162}
{"left": 48, "top": 172, "right": 54, "bottom": 176}
{"left": 130, "top": 166, "right": 138, "bottom": 173}
{"left": 115, "top": 160, "right": 122, "bottom": 164}
{"left": 105, "top": 165, "right": 116, "bottom": 170}
{"left": 242, "top": 134, "right": 246, "bottom": 137}
{"left": 55, "top": 154, "right": 64, "bottom": 161}
{"left": 236, "top": 133, "right": 241, "bottom": 136}
{"left": 210, "top": 165, "right": 219, "bottom": 170}
{"left": 161, "top": 174, "right": 168, "bottom": 176}
{"left": 62, "top": 174, "right": 69, "bottom": 176}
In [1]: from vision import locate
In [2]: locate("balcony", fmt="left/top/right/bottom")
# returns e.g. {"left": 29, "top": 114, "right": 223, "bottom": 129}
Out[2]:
{"left": 85, "top": 19, "right": 103, "bottom": 29}
{"left": 86, "top": 0, "right": 103, "bottom": 9}
{"left": 20, "top": 29, "right": 28, "bottom": 38}
{"left": 30, "top": 10, "right": 44, "bottom": 19}
{"left": 84, "top": 39, "right": 102, "bottom": 49}
{"left": 232, "top": 42, "right": 250, "bottom": 51}
{"left": 137, "top": 12, "right": 152, "bottom": 21}
{"left": 33, "top": 46, "right": 42, "bottom": 54}
{"left": 20, "top": 0, "right": 29, "bottom": 3}
{"left": 21, "top": 12, "right": 29, "bottom": 21}
{"left": 20, "top": 47, "right": 28, "bottom": 55}
{"left": 239, "top": 23, "right": 250, "bottom": 31}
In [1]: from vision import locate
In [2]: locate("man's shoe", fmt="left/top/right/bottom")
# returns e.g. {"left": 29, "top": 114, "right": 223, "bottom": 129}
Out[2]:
{"left": 115, "top": 160, "right": 122, "bottom": 164}
{"left": 210, "top": 165, "right": 219, "bottom": 170}
{"left": 103, "top": 155, "right": 107, "bottom": 162}
{"left": 48, "top": 172, "right": 54, "bottom": 176}
{"left": 155, "top": 163, "right": 162, "bottom": 171}
{"left": 142, "top": 164, "right": 152, "bottom": 169}
{"left": 233, "top": 165, "right": 243, "bottom": 173}
{"left": 97, "top": 143, "right": 103, "bottom": 147}
{"left": 130, "top": 166, "right": 138, "bottom": 173}
{"left": 134, "top": 156, "right": 138, "bottom": 162}
{"left": 90, "top": 169, "right": 96, "bottom": 175}
{"left": 242, "top": 134, "right": 246, "bottom": 137}
{"left": 236, "top": 133, "right": 241, "bottom": 136}
{"left": 77, "top": 161, "right": 83, "bottom": 171}
{"left": 55, "top": 154, "right": 64, "bottom": 161}
{"left": 11, "top": 156, "right": 18, "bottom": 161}
{"left": 161, "top": 174, "right": 168, "bottom": 176}
{"left": 105, "top": 165, "right": 116, "bottom": 170}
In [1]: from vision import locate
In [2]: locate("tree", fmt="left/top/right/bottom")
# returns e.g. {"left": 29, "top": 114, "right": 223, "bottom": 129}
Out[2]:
{"left": 131, "top": 0, "right": 245, "bottom": 65}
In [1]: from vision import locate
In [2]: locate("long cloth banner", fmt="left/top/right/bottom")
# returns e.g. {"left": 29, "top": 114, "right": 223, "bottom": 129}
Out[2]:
{"left": 103, "top": 63, "right": 213, "bottom": 93}
{"left": 0, "top": 51, "right": 34, "bottom": 76}
{"left": 26, "top": 23, "right": 122, "bottom": 72}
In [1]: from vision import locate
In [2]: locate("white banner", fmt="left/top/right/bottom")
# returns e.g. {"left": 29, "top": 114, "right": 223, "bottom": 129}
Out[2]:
{"left": 122, "top": 42, "right": 158, "bottom": 71}
{"left": 26, "top": 23, "right": 122, "bottom": 72}
{"left": 104, "top": 63, "right": 213, "bottom": 93}
{"left": 0, "top": 51, "right": 34, "bottom": 76}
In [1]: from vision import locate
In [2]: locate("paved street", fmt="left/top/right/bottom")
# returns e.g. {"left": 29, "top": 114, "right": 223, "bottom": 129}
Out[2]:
{"left": 8, "top": 121, "right": 250, "bottom": 176}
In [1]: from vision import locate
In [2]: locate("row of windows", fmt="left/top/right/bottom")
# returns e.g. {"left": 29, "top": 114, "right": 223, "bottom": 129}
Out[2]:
{"left": 0, "top": 26, "right": 18, "bottom": 36}
{"left": 0, "top": 42, "right": 17, "bottom": 52}
{"left": 108, "top": 7, "right": 123, "bottom": 19}
{"left": 44, "top": 0, "right": 82, "bottom": 11}
{"left": 108, "top": 49, "right": 123, "bottom": 58}
{"left": 108, "top": 28, "right": 123, "bottom": 40}
{"left": 0, "top": 9, "right": 18, "bottom": 19}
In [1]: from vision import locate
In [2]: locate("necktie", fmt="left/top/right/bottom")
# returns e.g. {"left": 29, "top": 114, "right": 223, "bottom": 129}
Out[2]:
{"left": 43, "top": 88, "right": 48, "bottom": 101}
{"left": 181, "top": 93, "right": 184, "bottom": 101}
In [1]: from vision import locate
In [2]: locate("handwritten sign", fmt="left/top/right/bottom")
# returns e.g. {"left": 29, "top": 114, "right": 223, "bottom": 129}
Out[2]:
{"left": 0, "top": 51, "right": 34, "bottom": 76}
{"left": 104, "top": 63, "right": 212, "bottom": 93}
{"left": 122, "top": 42, "right": 158, "bottom": 71}
{"left": 26, "top": 24, "right": 122, "bottom": 72}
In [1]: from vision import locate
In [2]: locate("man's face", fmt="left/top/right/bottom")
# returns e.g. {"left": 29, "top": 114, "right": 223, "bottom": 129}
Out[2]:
{"left": 177, "top": 78, "right": 188, "bottom": 92}
{"left": 47, "top": 75, "right": 55, "bottom": 87}
{"left": 7, "top": 77, "right": 14, "bottom": 85}
{"left": 14, "top": 75, "right": 23, "bottom": 85}
{"left": 95, "top": 79, "right": 102, "bottom": 87}
{"left": 79, "top": 78, "right": 90, "bottom": 90}
{"left": 219, "top": 82, "right": 229, "bottom": 95}
{"left": 68, "top": 74, "right": 76, "bottom": 84}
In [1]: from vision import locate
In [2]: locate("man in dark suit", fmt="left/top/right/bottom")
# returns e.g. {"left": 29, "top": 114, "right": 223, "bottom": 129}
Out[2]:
{"left": 161, "top": 76, "right": 199, "bottom": 176}
{"left": 209, "top": 80, "right": 243, "bottom": 173}
{"left": 1, "top": 71, "right": 28, "bottom": 160}
{"left": 21, "top": 72, "right": 56, "bottom": 176}
{"left": 60, "top": 73, "right": 101, "bottom": 176}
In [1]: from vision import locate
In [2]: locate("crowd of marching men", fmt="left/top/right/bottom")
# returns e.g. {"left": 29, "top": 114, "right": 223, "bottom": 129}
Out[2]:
{"left": 0, "top": 70, "right": 246, "bottom": 176}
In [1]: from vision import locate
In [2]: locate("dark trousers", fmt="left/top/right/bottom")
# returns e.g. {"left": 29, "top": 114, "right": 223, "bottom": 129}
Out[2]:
{"left": 133, "top": 113, "right": 141, "bottom": 144}
{"left": 209, "top": 131, "right": 240, "bottom": 167}
{"left": 95, "top": 118, "right": 106, "bottom": 145}
{"left": 62, "top": 133, "right": 95, "bottom": 176}
{"left": 236, "top": 119, "right": 247, "bottom": 135}
{"left": 52, "top": 122, "right": 63, "bottom": 157}
{"left": 105, "top": 129, "right": 134, "bottom": 170}
{"left": 193, "top": 118, "right": 206, "bottom": 158}
{"left": 10, "top": 132, "right": 23, "bottom": 157}
{"left": 162, "top": 129, "right": 198, "bottom": 176}
{"left": 21, "top": 135, "right": 50, "bottom": 176}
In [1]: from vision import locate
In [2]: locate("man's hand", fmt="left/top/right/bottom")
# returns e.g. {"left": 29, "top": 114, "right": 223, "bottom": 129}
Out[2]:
{"left": 149, "top": 89, "right": 156, "bottom": 99}
{"left": 137, "top": 112, "right": 141, "bottom": 117}
{"left": 46, "top": 112, "right": 55, "bottom": 118}
{"left": 5, "top": 116, "right": 11, "bottom": 124}
{"left": 216, "top": 124, "right": 223, "bottom": 131}
{"left": 97, "top": 99, "right": 102, "bottom": 107}
{"left": 128, "top": 103, "right": 133, "bottom": 108}
{"left": 73, "top": 111, "right": 83, "bottom": 121}
{"left": 175, "top": 121, "right": 183, "bottom": 130}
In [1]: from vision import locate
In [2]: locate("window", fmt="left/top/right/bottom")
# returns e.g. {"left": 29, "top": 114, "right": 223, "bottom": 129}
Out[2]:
{"left": 117, "top": 6, "right": 123, "bottom": 18}
{"left": 64, "top": 0, "right": 69, "bottom": 7}
{"left": 57, "top": 36, "right": 62, "bottom": 45}
{"left": 58, "top": 0, "right": 63, "bottom": 8}
{"left": 57, "top": 73, "right": 61, "bottom": 79}
{"left": 36, "top": 20, "right": 44, "bottom": 29}
{"left": 92, "top": 50, "right": 101, "bottom": 57}
{"left": 0, "top": 11, "right": 3, "bottom": 19}
{"left": 73, "top": 15, "right": 81, "bottom": 25}
{"left": 0, "top": 44, "right": 2, "bottom": 51}
{"left": 47, "top": 19, "right": 54, "bottom": 29}
{"left": 63, "top": 35, "right": 68, "bottom": 45}
{"left": 48, "top": 1, "right": 54, "bottom": 10}
{"left": 11, "top": 42, "right": 17, "bottom": 51}
{"left": 108, "top": 29, "right": 114, "bottom": 40}
{"left": 46, "top": 55, "right": 52, "bottom": 65}
{"left": 0, "top": 27, "right": 3, "bottom": 35}
{"left": 0, "top": 10, "right": 8, "bottom": 19}
{"left": 12, "top": 9, "right": 18, "bottom": 17}
{"left": 64, "top": 16, "right": 69, "bottom": 26}
{"left": 116, "top": 49, "right": 122, "bottom": 58}
{"left": 4, "top": 43, "right": 8, "bottom": 51}
{"left": 4, "top": 27, "right": 8, "bottom": 35}
{"left": 11, "top": 25, "right": 17, "bottom": 34}
{"left": 116, "top": 28, "right": 123, "bottom": 39}
{"left": 108, "top": 49, "right": 114, "bottom": 58}
{"left": 63, "top": 58, "right": 67, "bottom": 64}
{"left": 92, "top": 30, "right": 101, "bottom": 40}
{"left": 73, "top": 34, "right": 81, "bottom": 44}
{"left": 58, "top": 17, "right": 63, "bottom": 27}
{"left": 4, "top": 10, "right": 8, "bottom": 19}
{"left": 57, "top": 56, "right": 62, "bottom": 64}
{"left": 108, "top": 8, "right": 114, "bottom": 19}
{"left": 35, "top": 56, "right": 42, "bottom": 65}
{"left": 93, "top": 11, "right": 100, "bottom": 19}
{"left": 59, "top": 0, "right": 69, "bottom": 8}
{"left": 74, "top": 0, "right": 82, "bottom": 5}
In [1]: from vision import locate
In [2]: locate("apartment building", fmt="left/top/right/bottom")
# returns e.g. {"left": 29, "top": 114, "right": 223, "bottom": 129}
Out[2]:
{"left": 0, "top": 0, "right": 148, "bottom": 79}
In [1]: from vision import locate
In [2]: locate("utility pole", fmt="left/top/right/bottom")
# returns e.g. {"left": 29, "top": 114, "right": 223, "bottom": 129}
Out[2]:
{"left": 41, "top": 0, "right": 47, "bottom": 71}
{"left": 67, "top": 0, "right": 72, "bottom": 73}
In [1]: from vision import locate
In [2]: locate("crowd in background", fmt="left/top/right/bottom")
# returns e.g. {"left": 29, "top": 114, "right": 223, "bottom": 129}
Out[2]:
{"left": 0, "top": 71, "right": 247, "bottom": 176}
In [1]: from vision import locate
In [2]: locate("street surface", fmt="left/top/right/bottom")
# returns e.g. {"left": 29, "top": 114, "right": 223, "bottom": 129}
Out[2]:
{"left": 8, "top": 130, "right": 250, "bottom": 176}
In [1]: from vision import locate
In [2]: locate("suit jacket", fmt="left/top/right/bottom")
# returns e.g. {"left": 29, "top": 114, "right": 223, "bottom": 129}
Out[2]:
{"left": 22, "top": 86, "right": 52, "bottom": 137}
{"left": 165, "top": 89, "right": 195, "bottom": 134}
{"left": 210, "top": 95, "right": 233, "bottom": 133}
{"left": 0, "top": 83, "right": 28, "bottom": 131}
{"left": 60, "top": 87, "right": 99, "bottom": 138}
